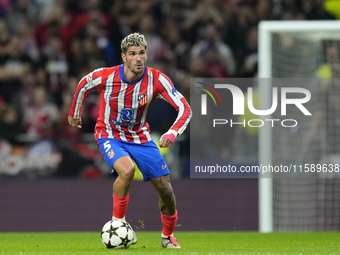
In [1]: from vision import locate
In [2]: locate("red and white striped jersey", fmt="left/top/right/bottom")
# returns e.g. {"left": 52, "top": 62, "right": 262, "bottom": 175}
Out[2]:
{"left": 69, "top": 64, "right": 192, "bottom": 143}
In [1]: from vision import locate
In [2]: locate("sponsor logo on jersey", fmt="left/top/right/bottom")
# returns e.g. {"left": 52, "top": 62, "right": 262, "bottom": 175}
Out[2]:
{"left": 171, "top": 87, "right": 182, "bottom": 99}
{"left": 107, "top": 149, "right": 115, "bottom": 159}
{"left": 138, "top": 94, "right": 148, "bottom": 105}
{"left": 111, "top": 120, "right": 139, "bottom": 127}
{"left": 120, "top": 108, "right": 134, "bottom": 122}
{"left": 172, "top": 87, "right": 181, "bottom": 99}
{"left": 162, "top": 164, "right": 167, "bottom": 170}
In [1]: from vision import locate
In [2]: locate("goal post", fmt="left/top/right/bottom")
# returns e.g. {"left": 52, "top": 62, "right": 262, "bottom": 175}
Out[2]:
{"left": 258, "top": 20, "right": 340, "bottom": 233}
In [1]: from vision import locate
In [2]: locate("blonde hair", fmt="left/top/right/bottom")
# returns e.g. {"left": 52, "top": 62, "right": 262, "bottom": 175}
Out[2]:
{"left": 121, "top": 33, "right": 147, "bottom": 54}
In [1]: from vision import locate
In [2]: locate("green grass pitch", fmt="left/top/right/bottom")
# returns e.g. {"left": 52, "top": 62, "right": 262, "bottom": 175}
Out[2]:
{"left": 0, "top": 232, "right": 339, "bottom": 255}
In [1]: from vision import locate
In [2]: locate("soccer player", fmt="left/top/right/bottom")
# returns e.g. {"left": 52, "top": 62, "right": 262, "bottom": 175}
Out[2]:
{"left": 68, "top": 33, "right": 192, "bottom": 248}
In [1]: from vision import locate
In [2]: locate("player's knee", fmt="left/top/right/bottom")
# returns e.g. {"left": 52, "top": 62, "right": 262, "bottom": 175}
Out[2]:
{"left": 120, "top": 165, "right": 135, "bottom": 183}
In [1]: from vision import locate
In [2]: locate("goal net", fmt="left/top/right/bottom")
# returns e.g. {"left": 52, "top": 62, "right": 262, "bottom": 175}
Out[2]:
{"left": 259, "top": 21, "right": 340, "bottom": 232}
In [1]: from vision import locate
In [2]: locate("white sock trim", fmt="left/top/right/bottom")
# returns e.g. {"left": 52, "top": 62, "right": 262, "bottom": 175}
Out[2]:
{"left": 112, "top": 216, "right": 126, "bottom": 221}
{"left": 161, "top": 233, "right": 174, "bottom": 238}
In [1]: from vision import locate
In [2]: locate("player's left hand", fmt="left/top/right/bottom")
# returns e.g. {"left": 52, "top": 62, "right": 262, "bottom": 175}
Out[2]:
{"left": 68, "top": 115, "right": 82, "bottom": 128}
{"left": 159, "top": 131, "right": 177, "bottom": 148}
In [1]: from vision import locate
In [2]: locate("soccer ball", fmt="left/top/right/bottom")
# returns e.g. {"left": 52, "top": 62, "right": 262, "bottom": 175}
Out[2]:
{"left": 101, "top": 219, "right": 135, "bottom": 249}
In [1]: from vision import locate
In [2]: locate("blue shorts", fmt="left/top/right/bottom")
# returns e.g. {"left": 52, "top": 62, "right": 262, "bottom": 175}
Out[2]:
{"left": 97, "top": 138, "right": 170, "bottom": 182}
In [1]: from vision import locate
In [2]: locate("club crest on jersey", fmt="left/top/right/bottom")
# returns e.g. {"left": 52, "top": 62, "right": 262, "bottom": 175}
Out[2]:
{"left": 138, "top": 94, "right": 148, "bottom": 105}
{"left": 107, "top": 149, "right": 115, "bottom": 159}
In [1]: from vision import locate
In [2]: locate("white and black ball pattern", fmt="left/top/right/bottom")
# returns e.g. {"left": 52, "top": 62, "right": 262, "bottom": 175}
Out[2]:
{"left": 101, "top": 219, "right": 134, "bottom": 249}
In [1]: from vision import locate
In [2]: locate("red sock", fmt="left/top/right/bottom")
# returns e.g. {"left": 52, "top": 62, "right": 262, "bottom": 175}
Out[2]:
{"left": 113, "top": 193, "right": 129, "bottom": 219}
{"left": 161, "top": 210, "right": 178, "bottom": 236}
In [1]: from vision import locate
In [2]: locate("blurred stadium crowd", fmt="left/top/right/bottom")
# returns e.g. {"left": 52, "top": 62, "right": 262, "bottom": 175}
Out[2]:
{"left": 0, "top": 0, "right": 337, "bottom": 179}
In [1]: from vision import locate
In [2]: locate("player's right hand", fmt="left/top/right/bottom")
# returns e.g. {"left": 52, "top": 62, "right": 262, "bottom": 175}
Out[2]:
{"left": 159, "top": 131, "right": 177, "bottom": 148}
{"left": 68, "top": 115, "right": 82, "bottom": 128}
